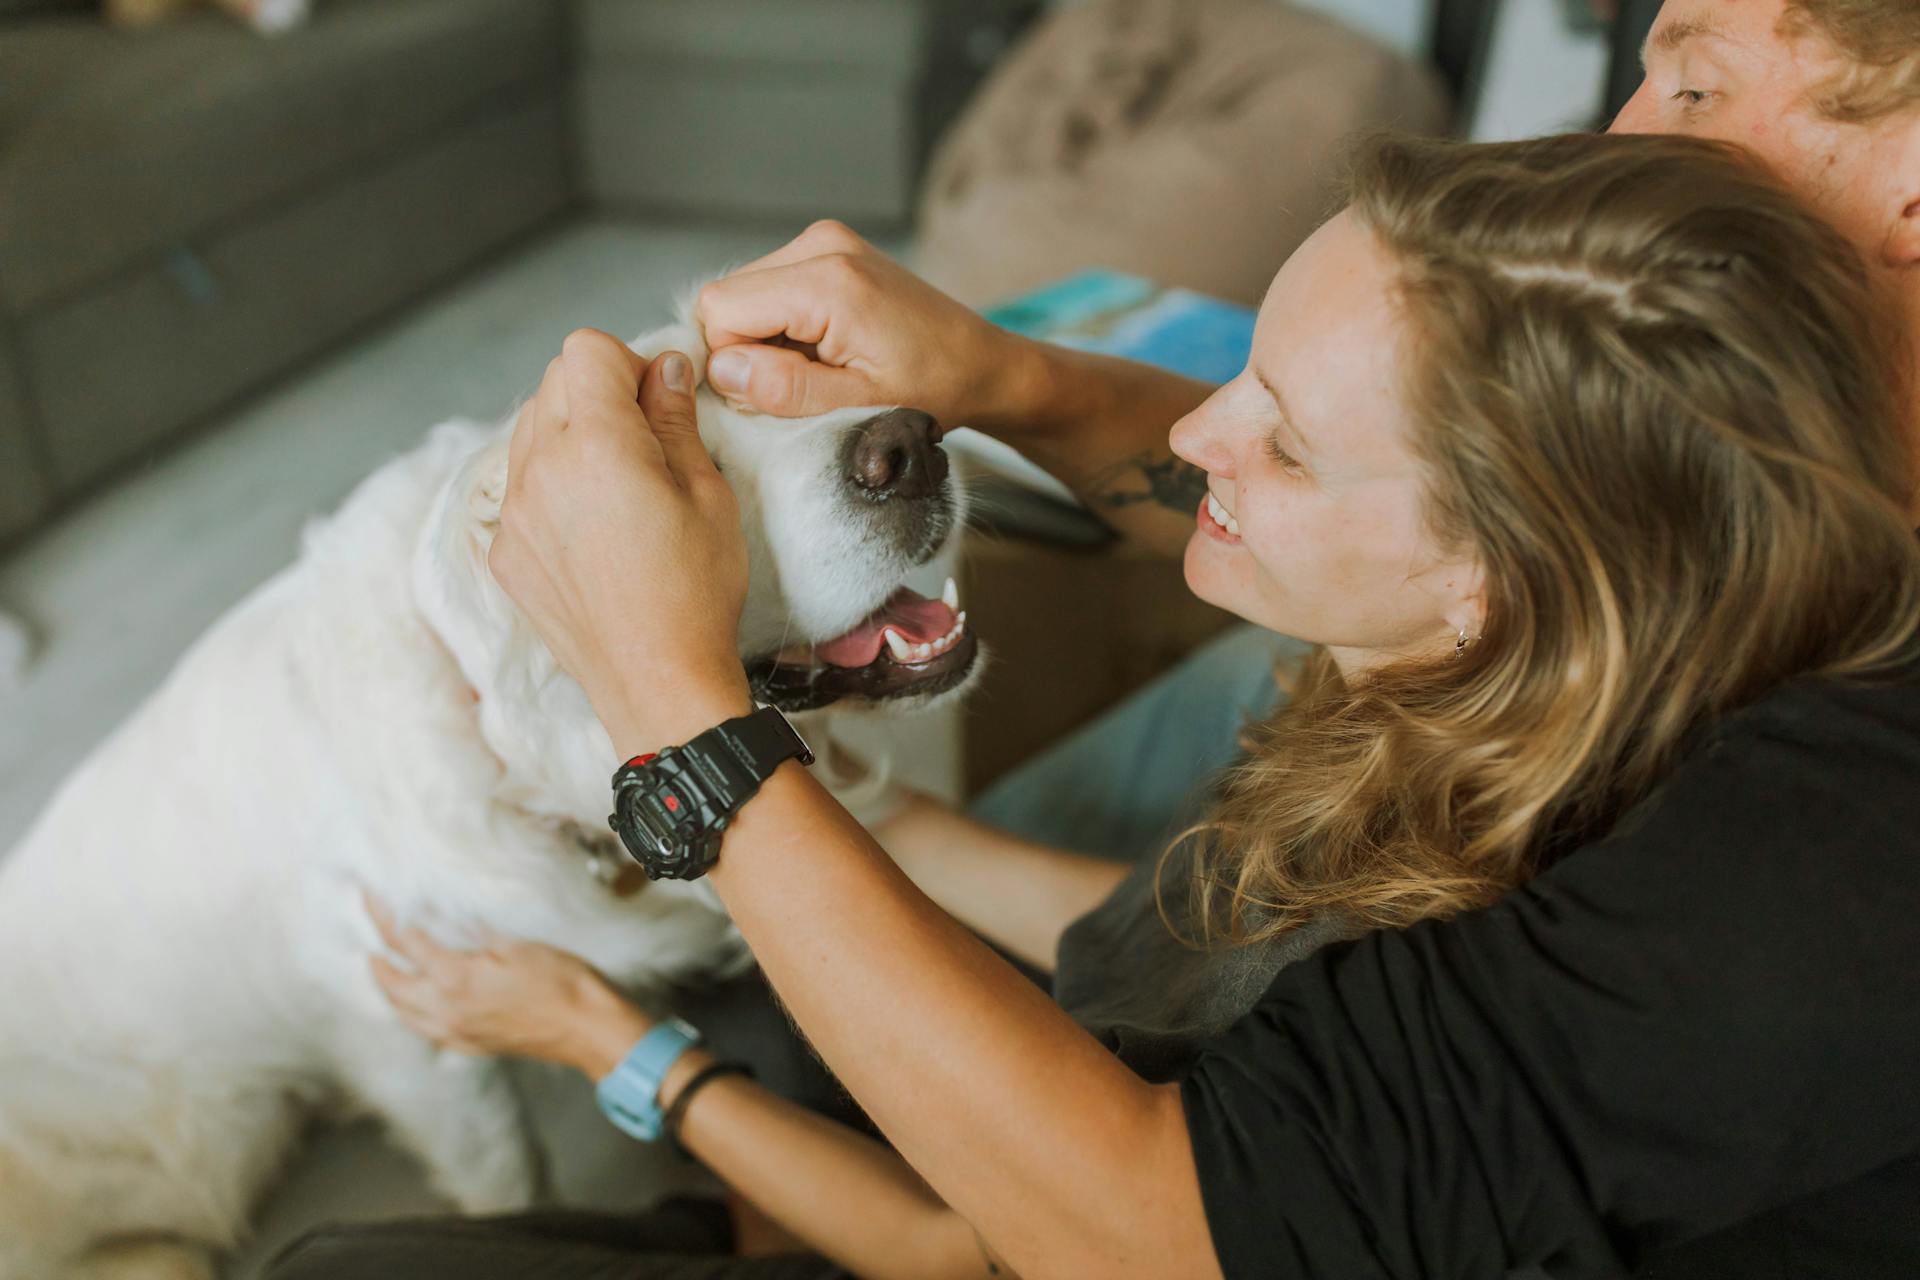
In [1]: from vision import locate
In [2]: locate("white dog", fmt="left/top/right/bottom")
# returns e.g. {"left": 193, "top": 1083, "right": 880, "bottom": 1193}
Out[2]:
{"left": 0, "top": 312, "right": 979, "bottom": 1280}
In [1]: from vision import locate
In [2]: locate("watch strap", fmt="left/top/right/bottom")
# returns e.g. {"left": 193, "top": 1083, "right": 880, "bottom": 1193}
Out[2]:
{"left": 596, "top": 1016, "right": 702, "bottom": 1142}
{"left": 711, "top": 704, "right": 816, "bottom": 778}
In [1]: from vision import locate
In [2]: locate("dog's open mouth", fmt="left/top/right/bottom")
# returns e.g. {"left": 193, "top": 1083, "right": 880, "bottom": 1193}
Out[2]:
{"left": 747, "top": 579, "right": 977, "bottom": 712}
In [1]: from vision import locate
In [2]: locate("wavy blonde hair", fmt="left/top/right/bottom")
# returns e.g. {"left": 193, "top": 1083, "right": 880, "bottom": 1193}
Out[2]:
{"left": 1178, "top": 131, "right": 1920, "bottom": 947}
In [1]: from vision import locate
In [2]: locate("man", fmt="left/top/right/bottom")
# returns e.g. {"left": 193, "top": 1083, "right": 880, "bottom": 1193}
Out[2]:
{"left": 1616, "top": 0, "right": 1920, "bottom": 475}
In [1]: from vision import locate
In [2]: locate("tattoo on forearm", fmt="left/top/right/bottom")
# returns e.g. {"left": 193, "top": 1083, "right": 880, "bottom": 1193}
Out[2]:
{"left": 1092, "top": 450, "right": 1209, "bottom": 516}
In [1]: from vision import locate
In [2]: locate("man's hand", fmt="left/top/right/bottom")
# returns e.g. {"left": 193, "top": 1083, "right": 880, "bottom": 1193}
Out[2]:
{"left": 366, "top": 894, "right": 655, "bottom": 1078}
{"left": 698, "top": 220, "right": 1042, "bottom": 429}
{"left": 489, "top": 331, "right": 754, "bottom": 755}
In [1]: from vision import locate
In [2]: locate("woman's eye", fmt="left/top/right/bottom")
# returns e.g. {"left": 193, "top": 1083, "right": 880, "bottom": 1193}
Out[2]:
{"left": 1263, "top": 434, "right": 1301, "bottom": 471}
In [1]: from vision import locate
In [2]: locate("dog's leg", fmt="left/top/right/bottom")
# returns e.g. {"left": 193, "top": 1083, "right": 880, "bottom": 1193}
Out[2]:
{"left": 334, "top": 1027, "right": 545, "bottom": 1214}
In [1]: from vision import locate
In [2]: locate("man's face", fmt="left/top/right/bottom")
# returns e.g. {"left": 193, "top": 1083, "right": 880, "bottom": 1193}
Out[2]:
{"left": 1612, "top": 0, "right": 1907, "bottom": 261}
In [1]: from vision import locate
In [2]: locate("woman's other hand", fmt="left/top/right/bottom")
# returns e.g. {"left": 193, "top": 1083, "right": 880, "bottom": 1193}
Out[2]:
{"left": 488, "top": 333, "right": 754, "bottom": 755}
{"left": 365, "top": 894, "right": 654, "bottom": 1079}
{"left": 697, "top": 220, "right": 1043, "bottom": 431}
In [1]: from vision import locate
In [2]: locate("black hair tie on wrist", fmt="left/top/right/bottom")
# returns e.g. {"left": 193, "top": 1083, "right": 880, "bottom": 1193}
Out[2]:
{"left": 663, "top": 1060, "right": 755, "bottom": 1159}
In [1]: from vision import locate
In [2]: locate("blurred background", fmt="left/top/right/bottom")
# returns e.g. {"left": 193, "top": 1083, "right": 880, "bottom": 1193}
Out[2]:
{"left": 0, "top": 0, "right": 1658, "bottom": 1271}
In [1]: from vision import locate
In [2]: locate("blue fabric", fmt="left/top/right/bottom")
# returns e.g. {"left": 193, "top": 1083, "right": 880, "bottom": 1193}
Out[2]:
{"left": 969, "top": 624, "right": 1307, "bottom": 861}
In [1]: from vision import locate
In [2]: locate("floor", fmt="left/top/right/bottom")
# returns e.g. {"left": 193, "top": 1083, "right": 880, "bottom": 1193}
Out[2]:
{"left": 0, "top": 216, "right": 957, "bottom": 1277}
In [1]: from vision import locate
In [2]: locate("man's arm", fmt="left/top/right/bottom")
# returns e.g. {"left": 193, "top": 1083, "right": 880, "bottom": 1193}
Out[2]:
{"left": 697, "top": 220, "right": 1215, "bottom": 556}
{"left": 992, "top": 339, "right": 1217, "bottom": 555}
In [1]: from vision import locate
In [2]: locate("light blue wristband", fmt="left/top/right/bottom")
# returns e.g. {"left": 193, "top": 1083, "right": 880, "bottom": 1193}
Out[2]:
{"left": 595, "top": 1016, "right": 702, "bottom": 1142}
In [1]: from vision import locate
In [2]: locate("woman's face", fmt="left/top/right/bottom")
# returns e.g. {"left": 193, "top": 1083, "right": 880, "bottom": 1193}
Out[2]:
{"left": 1171, "top": 211, "right": 1483, "bottom": 673}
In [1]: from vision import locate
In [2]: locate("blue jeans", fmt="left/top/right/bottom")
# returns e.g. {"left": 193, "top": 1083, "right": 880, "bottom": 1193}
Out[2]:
{"left": 971, "top": 623, "right": 1303, "bottom": 861}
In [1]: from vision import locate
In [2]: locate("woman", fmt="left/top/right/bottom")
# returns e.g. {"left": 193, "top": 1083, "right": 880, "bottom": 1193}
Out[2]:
{"left": 277, "top": 131, "right": 1920, "bottom": 1279}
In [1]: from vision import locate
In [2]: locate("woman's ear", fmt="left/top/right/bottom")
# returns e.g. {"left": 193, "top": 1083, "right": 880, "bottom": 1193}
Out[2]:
{"left": 1441, "top": 559, "right": 1489, "bottom": 646}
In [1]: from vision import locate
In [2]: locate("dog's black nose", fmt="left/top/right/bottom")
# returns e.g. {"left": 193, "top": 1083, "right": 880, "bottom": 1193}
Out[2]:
{"left": 850, "top": 409, "right": 947, "bottom": 500}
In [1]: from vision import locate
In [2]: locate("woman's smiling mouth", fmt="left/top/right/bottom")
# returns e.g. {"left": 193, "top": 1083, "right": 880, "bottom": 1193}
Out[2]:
{"left": 1200, "top": 489, "right": 1243, "bottom": 542}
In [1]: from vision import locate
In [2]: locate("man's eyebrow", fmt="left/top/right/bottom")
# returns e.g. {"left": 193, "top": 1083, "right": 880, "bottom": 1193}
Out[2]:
{"left": 1644, "top": 16, "right": 1726, "bottom": 63}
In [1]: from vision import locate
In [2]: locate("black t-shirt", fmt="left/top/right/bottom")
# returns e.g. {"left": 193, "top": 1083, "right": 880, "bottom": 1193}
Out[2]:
{"left": 1179, "top": 668, "right": 1920, "bottom": 1278}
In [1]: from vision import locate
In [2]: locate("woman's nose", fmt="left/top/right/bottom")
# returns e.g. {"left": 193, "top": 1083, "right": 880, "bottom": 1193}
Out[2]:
{"left": 1169, "top": 392, "right": 1238, "bottom": 479}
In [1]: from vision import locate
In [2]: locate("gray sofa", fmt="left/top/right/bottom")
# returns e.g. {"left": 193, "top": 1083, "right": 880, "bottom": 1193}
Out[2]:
{"left": 0, "top": 0, "right": 1035, "bottom": 551}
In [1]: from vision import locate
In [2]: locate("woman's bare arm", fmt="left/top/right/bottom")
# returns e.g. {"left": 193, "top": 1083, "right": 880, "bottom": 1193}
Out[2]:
{"left": 874, "top": 792, "right": 1129, "bottom": 973}
{"left": 368, "top": 902, "right": 1017, "bottom": 1280}
{"left": 656, "top": 1053, "right": 1017, "bottom": 1280}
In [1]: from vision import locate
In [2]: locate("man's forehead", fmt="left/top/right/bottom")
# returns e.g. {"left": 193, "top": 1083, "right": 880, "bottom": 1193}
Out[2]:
{"left": 1644, "top": 0, "right": 1784, "bottom": 58}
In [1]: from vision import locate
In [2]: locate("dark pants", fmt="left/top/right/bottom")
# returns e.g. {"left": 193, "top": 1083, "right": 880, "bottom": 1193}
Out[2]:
{"left": 267, "top": 1197, "right": 846, "bottom": 1280}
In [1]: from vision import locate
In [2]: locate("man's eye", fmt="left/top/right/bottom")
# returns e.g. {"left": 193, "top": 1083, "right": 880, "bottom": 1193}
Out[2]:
{"left": 1672, "top": 88, "right": 1714, "bottom": 107}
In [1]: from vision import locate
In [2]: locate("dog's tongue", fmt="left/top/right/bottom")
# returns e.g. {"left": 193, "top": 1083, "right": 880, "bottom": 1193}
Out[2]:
{"left": 812, "top": 588, "right": 957, "bottom": 668}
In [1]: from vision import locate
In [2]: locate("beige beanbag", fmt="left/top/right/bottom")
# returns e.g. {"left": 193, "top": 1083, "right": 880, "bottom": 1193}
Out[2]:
{"left": 918, "top": 0, "right": 1450, "bottom": 307}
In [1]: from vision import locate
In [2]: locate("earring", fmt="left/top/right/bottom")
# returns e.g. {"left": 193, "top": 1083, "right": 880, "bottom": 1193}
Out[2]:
{"left": 1454, "top": 627, "right": 1471, "bottom": 660}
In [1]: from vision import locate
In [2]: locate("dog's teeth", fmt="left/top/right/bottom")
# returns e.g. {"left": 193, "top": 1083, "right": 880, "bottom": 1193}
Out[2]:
{"left": 913, "top": 642, "right": 933, "bottom": 662}
{"left": 884, "top": 628, "right": 915, "bottom": 662}
{"left": 931, "top": 635, "right": 950, "bottom": 654}
{"left": 941, "top": 576, "right": 960, "bottom": 611}
{"left": 956, "top": 610, "right": 967, "bottom": 631}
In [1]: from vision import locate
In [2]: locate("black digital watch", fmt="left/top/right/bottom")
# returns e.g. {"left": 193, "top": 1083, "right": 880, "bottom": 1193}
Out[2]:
{"left": 607, "top": 705, "right": 815, "bottom": 881}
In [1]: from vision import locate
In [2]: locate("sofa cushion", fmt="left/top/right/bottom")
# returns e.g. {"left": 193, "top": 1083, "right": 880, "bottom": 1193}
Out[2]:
{"left": 0, "top": 0, "right": 566, "bottom": 314}
{"left": 0, "top": 346, "right": 52, "bottom": 546}
{"left": 916, "top": 0, "right": 1449, "bottom": 307}
{"left": 575, "top": 0, "right": 1037, "bottom": 226}
{"left": 22, "top": 93, "right": 572, "bottom": 492}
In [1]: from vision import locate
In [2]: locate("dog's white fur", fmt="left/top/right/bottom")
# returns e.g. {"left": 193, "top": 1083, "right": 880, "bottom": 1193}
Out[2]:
{"left": 0, "top": 314, "right": 969, "bottom": 1280}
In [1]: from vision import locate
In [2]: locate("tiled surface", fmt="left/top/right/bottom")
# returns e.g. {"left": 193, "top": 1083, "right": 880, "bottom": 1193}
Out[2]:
{"left": 0, "top": 216, "right": 955, "bottom": 1277}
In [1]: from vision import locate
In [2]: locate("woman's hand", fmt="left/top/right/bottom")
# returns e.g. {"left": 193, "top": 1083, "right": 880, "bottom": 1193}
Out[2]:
{"left": 365, "top": 894, "right": 655, "bottom": 1079}
{"left": 489, "top": 332, "right": 754, "bottom": 755}
{"left": 696, "top": 220, "right": 1044, "bottom": 431}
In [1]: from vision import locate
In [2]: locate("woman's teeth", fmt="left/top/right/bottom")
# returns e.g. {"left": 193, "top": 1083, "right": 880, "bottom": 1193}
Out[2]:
{"left": 1206, "top": 492, "right": 1241, "bottom": 538}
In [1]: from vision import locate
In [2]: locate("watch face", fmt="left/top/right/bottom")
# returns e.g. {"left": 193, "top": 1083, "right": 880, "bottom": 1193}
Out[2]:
{"left": 614, "top": 772, "right": 721, "bottom": 880}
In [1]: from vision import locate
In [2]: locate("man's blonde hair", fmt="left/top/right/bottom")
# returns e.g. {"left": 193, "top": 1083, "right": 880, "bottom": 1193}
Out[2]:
{"left": 1787, "top": 0, "right": 1920, "bottom": 121}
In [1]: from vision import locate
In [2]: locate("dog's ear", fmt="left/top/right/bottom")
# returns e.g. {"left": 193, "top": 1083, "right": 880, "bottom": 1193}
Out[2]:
{"left": 466, "top": 434, "right": 512, "bottom": 527}
{"left": 625, "top": 315, "right": 711, "bottom": 388}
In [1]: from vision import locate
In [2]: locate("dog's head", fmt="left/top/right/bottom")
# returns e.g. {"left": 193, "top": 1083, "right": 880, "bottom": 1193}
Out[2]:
{"left": 415, "top": 305, "right": 981, "bottom": 825}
